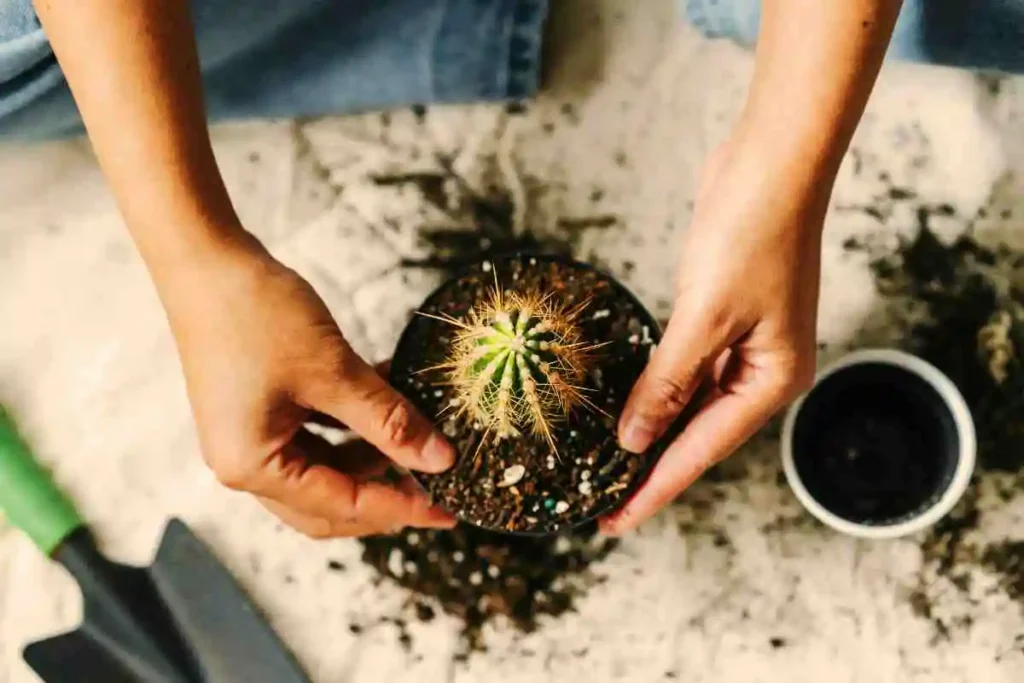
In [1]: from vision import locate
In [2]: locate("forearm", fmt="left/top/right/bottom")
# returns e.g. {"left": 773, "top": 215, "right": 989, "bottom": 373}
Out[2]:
{"left": 738, "top": 0, "right": 902, "bottom": 193}
{"left": 33, "top": 1, "right": 250, "bottom": 286}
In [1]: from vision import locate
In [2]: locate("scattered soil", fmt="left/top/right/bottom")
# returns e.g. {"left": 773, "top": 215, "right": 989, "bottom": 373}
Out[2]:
{"left": 369, "top": 161, "right": 620, "bottom": 279}
{"left": 360, "top": 524, "right": 617, "bottom": 655}
{"left": 857, "top": 200, "right": 1024, "bottom": 639}
{"left": 390, "top": 255, "right": 662, "bottom": 534}
{"left": 866, "top": 218, "right": 1024, "bottom": 475}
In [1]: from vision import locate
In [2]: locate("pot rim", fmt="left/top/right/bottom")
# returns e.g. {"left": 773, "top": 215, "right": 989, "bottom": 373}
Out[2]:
{"left": 780, "top": 348, "right": 977, "bottom": 540}
{"left": 389, "top": 252, "right": 665, "bottom": 537}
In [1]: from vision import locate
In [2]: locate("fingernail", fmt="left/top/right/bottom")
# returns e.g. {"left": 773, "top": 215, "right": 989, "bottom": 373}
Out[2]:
{"left": 421, "top": 432, "right": 456, "bottom": 472}
{"left": 620, "top": 419, "right": 655, "bottom": 453}
{"left": 421, "top": 506, "right": 457, "bottom": 529}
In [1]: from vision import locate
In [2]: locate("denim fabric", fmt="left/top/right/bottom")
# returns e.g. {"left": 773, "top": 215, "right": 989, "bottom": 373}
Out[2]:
{"left": 687, "top": 0, "right": 1024, "bottom": 74}
{"left": 0, "top": 0, "right": 548, "bottom": 140}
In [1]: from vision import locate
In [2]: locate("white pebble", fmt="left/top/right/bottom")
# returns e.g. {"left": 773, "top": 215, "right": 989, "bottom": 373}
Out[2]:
{"left": 554, "top": 536, "right": 572, "bottom": 554}
{"left": 453, "top": 551, "right": 465, "bottom": 563}
{"left": 569, "top": 430, "right": 578, "bottom": 438}
{"left": 408, "top": 532, "right": 420, "bottom": 545}
{"left": 434, "top": 390, "right": 443, "bottom": 398}
{"left": 388, "top": 549, "right": 404, "bottom": 577}
{"left": 529, "top": 258, "right": 537, "bottom": 265}
{"left": 578, "top": 481, "right": 593, "bottom": 495}
{"left": 592, "top": 309, "right": 611, "bottom": 320}
{"left": 499, "top": 464, "right": 526, "bottom": 487}
{"left": 404, "top": 561, "right": 418, "bottom": 574}
{"left": 554, "top": 501, "right": 570, "bottom": 514}
{"left": 482, "top": 261, "right": 492, "bottom": 272}
{"left": 469, "top": 571, "right": 483, "bottom": 586}
{"left": 581, "top": 471, "right": 591, "bottom": 481}
{"left": 487, "top": 565, "right": 501, "bottom": 578}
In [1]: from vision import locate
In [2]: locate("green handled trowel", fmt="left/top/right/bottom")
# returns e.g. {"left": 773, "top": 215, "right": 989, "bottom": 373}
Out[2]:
{"left": 0, "top": 405, "right": 312, "bottom": 683}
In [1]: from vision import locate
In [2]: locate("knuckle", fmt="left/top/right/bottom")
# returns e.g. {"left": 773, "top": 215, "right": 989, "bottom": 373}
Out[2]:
{"left": 701, "top": 303, "right": 733, "bottom": 337}
{"left": 213, "top": 457, "right": 257, "bottom": 491}
{"left": 677, "top": 294, "right": 732, "bottom": 336}
{"left": 647, "top": 375, "right": 692, "bottom": 414}
{"left": 327, "top": 341, "right": 360, "bottom": 383}
{"left": 380, "top": 398, "right": 416, "bottom": 448}
{"left": 772, "top": 360, "right": 815, "bottom": 403}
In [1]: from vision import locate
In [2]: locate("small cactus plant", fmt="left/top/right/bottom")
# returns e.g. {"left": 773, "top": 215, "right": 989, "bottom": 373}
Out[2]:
{"left": 425, "top": 283, "right": 604, "bottom": 454}
{"left": 393, "top": 255, "right": 664, "bottom": 533}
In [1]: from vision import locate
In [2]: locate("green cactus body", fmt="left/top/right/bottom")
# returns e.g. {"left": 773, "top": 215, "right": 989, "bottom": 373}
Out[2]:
{"left": 432, "top": 287, "right": 600, "bottom": 453}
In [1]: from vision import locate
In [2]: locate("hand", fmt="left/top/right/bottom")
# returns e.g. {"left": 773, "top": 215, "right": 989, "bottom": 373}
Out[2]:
{"left": 160, "top": 237, "right": 456, "bottom": 538}
{"left": 601, "top": 137, "right": 826, "bottom": 534}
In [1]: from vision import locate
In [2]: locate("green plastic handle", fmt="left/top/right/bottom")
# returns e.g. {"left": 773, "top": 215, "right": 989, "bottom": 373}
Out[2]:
{"left": 0, "top": 406, "right": 83, "bottom": 555}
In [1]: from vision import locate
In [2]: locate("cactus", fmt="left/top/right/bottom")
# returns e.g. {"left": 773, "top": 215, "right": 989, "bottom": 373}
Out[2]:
{"left": 425, "top": 283, "right": 603, "bottom": 454}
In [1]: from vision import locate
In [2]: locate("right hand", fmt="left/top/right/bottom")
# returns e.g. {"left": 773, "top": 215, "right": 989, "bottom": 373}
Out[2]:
{"left": 158, "top": 236, "right": 456, "bottom": 538}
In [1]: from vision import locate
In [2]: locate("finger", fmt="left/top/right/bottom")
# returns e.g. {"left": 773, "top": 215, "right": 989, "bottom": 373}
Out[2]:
{"left": 618, "top": 305, "right": 740, "bottom": 453}
{"left": 305, "top": 361, "right": 391, "bottom": 432}
{"left": 310, "top": 352, "right": 455, "bottom": 473}
{"left": 292, "top": 429, "right": 391, "bottom": 479}
{"left": 259, "top": 496, "right": 400, "bottom": 538}
{"left": 603, "top": 370, "right": 792, "bottom": 535}
{"left": 258, "top": 496, "right": 364, "bottom": 538}
{"left": 254, "top": 440, "right": 455, "bottom": 531}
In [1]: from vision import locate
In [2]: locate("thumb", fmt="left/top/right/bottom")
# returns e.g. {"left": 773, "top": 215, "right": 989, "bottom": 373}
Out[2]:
{"left": 308, "top": 351, "right": 456, "bottom": 474}
{"left": 618, "top": 304, "right": 736, "bottom": 453}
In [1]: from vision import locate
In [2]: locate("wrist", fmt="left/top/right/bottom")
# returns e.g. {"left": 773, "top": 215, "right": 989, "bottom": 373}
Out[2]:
{"left": 728, "top": 117, "right": 841, "bottom": 227}
{"left": 138, "top": 213, "right": 271, "bottom": 309}
{"left": 734, "top": 109, "right": 845, "bottom": 183}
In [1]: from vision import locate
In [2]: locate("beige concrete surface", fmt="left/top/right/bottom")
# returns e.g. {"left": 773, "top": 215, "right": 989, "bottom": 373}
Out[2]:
{"left": 1, "top": 2, "right": 1022, "bottom": 681}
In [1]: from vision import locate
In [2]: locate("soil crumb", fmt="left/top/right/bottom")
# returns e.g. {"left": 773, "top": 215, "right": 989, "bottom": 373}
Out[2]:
{"left": 358, "top": 524, "right": 617, "bottom": 656}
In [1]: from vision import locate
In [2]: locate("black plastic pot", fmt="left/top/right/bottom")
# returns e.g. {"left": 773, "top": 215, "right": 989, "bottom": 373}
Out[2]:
{"left": 390, "top": 254, "right": 668, "bottom": 536}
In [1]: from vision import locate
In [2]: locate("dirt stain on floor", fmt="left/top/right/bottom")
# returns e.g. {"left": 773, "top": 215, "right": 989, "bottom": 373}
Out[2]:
{"left": 851, "top": 188, "right": 1024, "bottom": 646}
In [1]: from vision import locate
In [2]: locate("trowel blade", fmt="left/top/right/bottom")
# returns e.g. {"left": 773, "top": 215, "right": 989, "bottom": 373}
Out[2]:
{"left": 148, "top": 519, "right": 311, "bottom": 683}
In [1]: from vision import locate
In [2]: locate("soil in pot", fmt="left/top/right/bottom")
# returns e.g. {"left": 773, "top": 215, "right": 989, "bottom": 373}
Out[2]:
{"left": 390, "top": 255, "right": 661, "bottom": 534}
{"left": 790, "top": 361, "right": 960, "bottom": 525}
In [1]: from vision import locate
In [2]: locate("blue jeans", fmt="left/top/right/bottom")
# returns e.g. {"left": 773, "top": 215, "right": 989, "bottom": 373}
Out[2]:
{"left": 688, "top": 0, "right": 1024, "bottom": 74}
{"left": 0, "top": 0, "right": 548, "bottom": 139}
{"left": 1, "top": 0, "right": 1022, "bottom": 141}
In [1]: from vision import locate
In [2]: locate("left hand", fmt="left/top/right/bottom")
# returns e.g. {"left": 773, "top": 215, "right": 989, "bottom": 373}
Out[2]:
{"left": 600, "top": 136, "right": 828, "bottom": 534}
